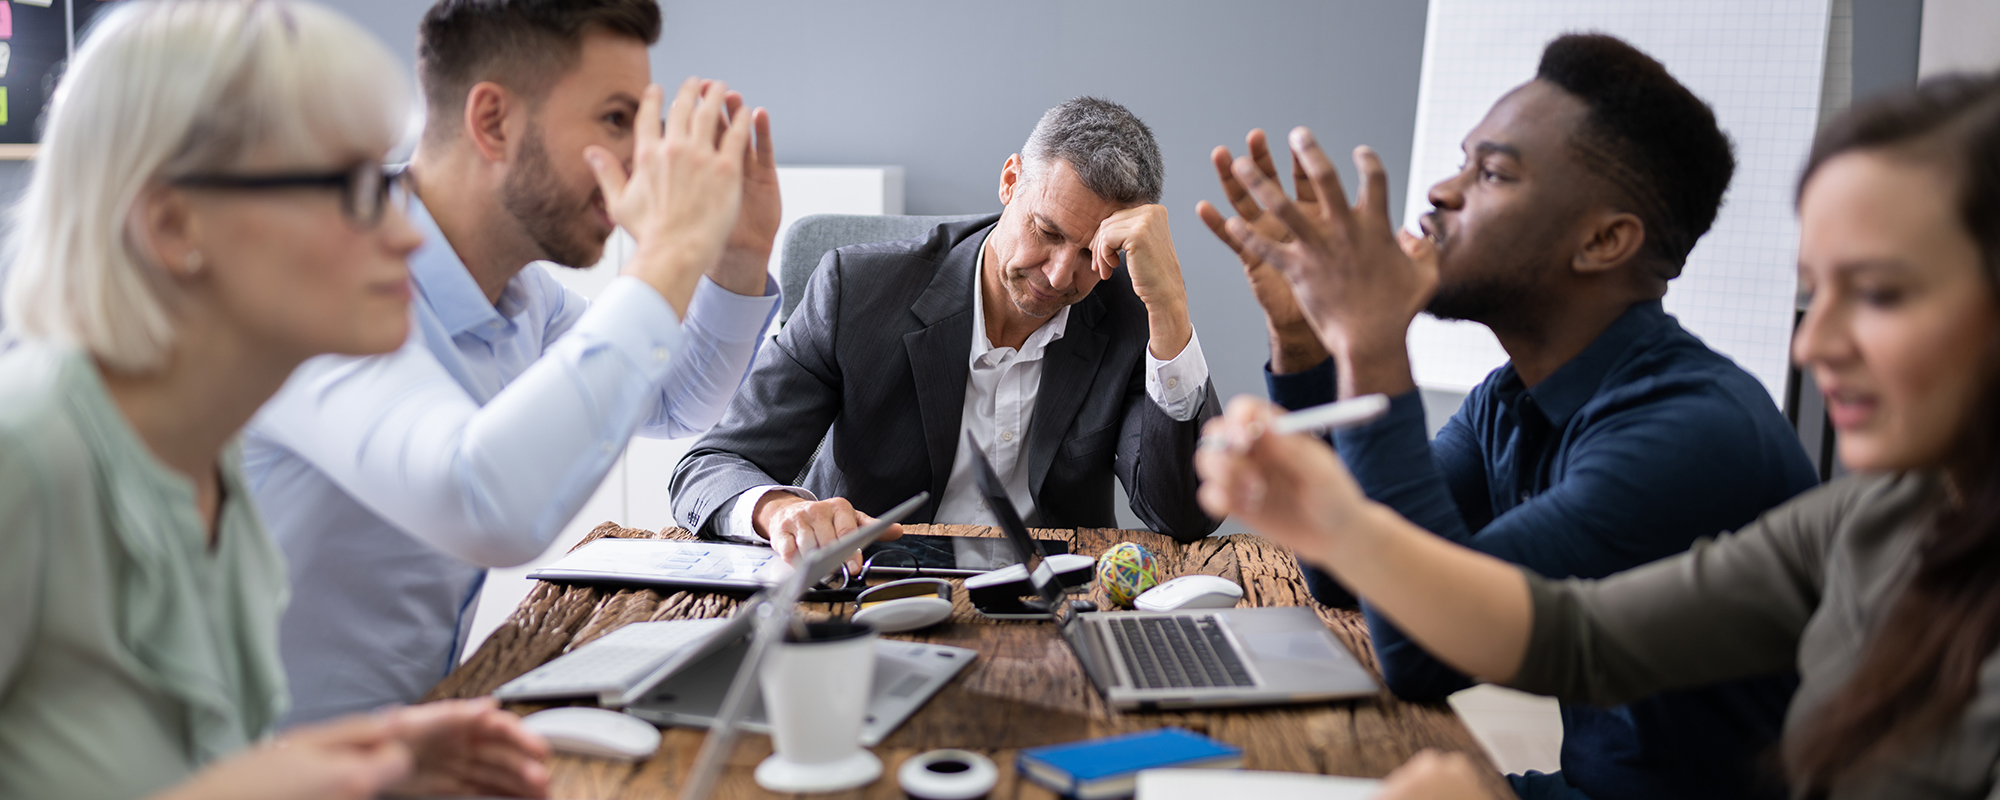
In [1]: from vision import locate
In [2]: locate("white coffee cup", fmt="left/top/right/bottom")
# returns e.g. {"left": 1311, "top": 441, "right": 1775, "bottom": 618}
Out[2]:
{"left": 754, "top": 620, "right": 882, "bottom": 792}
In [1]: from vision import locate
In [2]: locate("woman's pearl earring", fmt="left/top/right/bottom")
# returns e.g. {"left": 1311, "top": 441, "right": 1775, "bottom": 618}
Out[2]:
{"left": 182, "top": 250, "right": 204, "bottom": 276}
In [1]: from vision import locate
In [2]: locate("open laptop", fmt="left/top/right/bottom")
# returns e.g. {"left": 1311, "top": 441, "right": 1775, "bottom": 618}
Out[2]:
{"left": 495, "top": 493, "right": 932, "bottom": 707}
{"left": 965, "top": 435, "right": 1379, "bottom": 710}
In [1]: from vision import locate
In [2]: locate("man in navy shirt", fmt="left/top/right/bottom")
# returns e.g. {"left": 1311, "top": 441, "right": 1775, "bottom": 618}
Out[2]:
{"left": 1199, "top": 34, "right": 1817, "bottom": 800}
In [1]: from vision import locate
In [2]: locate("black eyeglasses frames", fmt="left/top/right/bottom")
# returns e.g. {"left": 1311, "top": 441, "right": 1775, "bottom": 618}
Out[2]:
{"left": 170, "top": 162, "right": 409, "bottom": 228}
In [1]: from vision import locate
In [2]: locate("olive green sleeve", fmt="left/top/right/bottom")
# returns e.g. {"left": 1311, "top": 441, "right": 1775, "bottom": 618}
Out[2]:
{"left": 1509, "top": 476, "right": 1892, "bottom": 705}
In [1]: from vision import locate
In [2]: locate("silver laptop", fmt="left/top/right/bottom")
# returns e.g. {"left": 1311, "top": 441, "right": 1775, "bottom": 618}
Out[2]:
{"left": 625, "top": 634, "right": 974, "bottom": 747}
{"left": 965, "top": 437, "right": 1379, "bottom": 710}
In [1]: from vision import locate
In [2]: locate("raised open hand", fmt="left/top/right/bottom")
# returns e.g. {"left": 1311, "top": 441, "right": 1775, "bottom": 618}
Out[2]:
{"left": 1222, "top": 128, "right": 1437, "bottom": 397}
{"left": 713, "top": 91, "right": 781, "bottom": 296}
{"left": 584, "top": 77, "right": 753, "bottom": 316}
{"left": 1197, "top": 128, "right": 1327, "bottom": 372}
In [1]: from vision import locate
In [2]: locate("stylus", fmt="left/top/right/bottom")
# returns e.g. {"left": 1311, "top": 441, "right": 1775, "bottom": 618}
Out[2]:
{"left": 1198, "top": 393, "right": 1391, "bottom": 451}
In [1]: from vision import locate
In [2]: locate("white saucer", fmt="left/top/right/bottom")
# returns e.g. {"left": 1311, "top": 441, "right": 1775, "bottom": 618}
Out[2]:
{"left": 754, "top": 750, "right": 883, "bottom": 793}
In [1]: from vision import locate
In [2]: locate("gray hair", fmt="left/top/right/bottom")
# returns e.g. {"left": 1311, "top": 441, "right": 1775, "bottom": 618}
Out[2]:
{"left": 1019, "top": 96, "right": 1164, "bottom": 206}
{"left": 1, "top": 0, "right": 411, "bottom": 373}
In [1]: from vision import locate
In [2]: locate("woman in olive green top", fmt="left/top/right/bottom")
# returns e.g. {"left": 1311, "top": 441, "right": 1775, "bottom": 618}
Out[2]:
{"left": 1196, "top": 74, "right": 2000, "bottom": 799}
{"left": 0, "top": 2, "right": 549, "bottom": 799}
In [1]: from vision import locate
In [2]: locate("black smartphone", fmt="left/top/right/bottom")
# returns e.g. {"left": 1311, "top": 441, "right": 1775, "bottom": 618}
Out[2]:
{"left": 861, "top": 533, "right": 1070, "bottom": 576}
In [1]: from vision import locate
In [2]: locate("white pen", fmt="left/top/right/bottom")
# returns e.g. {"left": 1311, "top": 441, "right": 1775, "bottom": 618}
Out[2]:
{"left": 1198, "top": 393, "right": 1392, "bottom": 451}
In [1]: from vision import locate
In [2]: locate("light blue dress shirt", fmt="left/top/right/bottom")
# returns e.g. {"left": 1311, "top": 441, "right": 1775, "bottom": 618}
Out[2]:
{"left": 243, "top": 197, "right": 778, "bottom": 726}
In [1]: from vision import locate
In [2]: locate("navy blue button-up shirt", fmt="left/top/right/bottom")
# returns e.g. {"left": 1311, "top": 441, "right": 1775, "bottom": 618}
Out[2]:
{"left": 1269, "top": 300, "right": 1816, "bottom": 800}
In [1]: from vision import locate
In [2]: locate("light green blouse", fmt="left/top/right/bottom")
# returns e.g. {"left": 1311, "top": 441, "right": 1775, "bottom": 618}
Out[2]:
{"left": 0, "top": 341, "right": 289, "bottom": 800}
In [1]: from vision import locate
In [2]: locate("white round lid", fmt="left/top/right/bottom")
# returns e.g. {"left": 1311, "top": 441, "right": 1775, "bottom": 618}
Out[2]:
{"left": 898, "top": 749, "right": 998, "bottom": 800}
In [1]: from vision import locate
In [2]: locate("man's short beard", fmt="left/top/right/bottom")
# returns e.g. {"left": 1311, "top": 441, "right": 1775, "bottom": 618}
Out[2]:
{"left": 1425, "top": 261, "right": 1556, "bottom": 329}
{"left": 500, "top": 123, "right": 601, "bottom": 269}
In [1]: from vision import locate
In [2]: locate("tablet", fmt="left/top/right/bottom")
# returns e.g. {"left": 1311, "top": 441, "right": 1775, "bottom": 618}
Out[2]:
{"left": 862, "top": 533, "right": 1070, "bottom": 576}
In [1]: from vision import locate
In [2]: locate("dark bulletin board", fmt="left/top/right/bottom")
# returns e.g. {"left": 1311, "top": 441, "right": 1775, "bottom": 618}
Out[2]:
{"left": 0, "top": 0, "right": 125, "bottom": 146}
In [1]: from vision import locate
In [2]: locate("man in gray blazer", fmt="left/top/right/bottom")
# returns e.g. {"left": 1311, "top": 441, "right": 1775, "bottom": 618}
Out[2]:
{"left": 672, "top": 97, "right": 1220, "bottom": 559}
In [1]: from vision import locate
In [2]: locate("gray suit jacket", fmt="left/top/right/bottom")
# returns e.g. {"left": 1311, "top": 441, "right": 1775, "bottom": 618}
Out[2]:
{"left": 670, "top": 215, "right": 1221, "bottom": 542}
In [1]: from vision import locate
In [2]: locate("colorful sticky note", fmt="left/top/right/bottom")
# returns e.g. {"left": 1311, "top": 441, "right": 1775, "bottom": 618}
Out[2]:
{"left": 0, "top": 2, "right": 13, "bottom": 40}
{"left": 2, "top": 87, "right": 11, "bottom": 127}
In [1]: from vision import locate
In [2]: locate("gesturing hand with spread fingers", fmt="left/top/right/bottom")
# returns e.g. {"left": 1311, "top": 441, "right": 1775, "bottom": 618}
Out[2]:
{"left": 584, "top": 77, "right": 754, "bottom": 317}
{"left": 1219, "top": 127, "right": 1439, "bottom": 398}
{"left": 1197, "top": 128, "right": 1328, "bottom": 373}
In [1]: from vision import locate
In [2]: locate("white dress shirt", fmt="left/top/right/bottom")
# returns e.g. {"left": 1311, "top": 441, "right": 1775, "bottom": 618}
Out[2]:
{"left": 243, "top": 196, "right": 778, "bottom": 726}
{"left": 716, "top": 239, "right": 1206, "bottom": 539}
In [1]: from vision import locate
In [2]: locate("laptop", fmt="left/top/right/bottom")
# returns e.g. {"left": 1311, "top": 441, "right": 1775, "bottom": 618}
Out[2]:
{"left": 672, "top": 492, "right": 936, "bottom": 800}
{"left": 964, "top": 435, "right": 1380, "bottom": 710}
{"left": 625, "top": 634, "right": 974, "bottom": 747}
{"left": 495, "top": 493, "right": 932, "bottom": 707}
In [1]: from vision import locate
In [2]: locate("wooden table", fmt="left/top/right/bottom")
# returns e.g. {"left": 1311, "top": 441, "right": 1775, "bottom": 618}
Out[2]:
{"left": 431, "top": 523, "right": 1506, "bottom": 798}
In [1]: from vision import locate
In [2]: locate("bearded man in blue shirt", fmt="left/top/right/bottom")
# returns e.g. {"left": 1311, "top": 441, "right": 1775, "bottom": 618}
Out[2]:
{"left": 1200, "top": 34, "right": 1818, "bottom": 800}
{"left": 244, "top": 0, "right": 784, "bottom": 726}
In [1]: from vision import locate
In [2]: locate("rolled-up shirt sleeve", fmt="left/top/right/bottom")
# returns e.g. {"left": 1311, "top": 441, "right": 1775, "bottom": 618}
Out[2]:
{"left": 249, "top": 275, "right": 776, "bottom": 568}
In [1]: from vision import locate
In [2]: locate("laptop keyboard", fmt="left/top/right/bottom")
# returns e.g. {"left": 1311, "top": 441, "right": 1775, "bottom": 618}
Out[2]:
{"left": 1108, "top": 615, "right": 1255, "bottom": 690}
{"left": 499, "top": 618, "right": 730, "bottom": 697}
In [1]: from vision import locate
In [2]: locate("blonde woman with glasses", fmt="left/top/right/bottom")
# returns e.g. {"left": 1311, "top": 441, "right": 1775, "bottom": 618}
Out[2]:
{"left": 0, "top": 1, "right": 589, "bottom": 797}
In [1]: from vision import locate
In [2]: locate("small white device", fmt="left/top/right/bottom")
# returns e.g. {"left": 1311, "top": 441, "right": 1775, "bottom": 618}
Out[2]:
{"left": 1134, "top": 575, "right": 1245, "bottom": 612}
{"left": 520, "top": 707, "right": 661, "bottom": 761}
{"left": 851, "top": 578, "right": 955, "bottom": 633}
{"left": 1197, "top": 393, "right": 1391, "bottom": 450}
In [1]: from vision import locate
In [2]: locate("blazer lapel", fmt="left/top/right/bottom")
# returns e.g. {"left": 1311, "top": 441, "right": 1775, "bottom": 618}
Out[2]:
{"left": 903, "top": 228, "right": 985, "bottom": 514}
{"left": 1027, "top": 293, "right": 1109, "bottom": 499}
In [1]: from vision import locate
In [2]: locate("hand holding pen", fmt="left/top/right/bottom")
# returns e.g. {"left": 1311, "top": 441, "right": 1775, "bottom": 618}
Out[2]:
{"left": 1197, "top": 393, "right": 1389, "bottom": 452}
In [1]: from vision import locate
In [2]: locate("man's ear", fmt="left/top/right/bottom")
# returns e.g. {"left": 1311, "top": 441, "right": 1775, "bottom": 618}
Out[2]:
{"left": 998, "top": 154, "right": 1023, "bottom": 206}
{"left": 1572, "top": 209, "right": 1646, "bottom": 276}
{"left": 463, "top": 81, "right": 517, "bottom": 164}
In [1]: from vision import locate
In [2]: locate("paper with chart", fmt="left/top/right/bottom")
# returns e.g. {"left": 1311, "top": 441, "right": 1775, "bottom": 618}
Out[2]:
{"left": 1403, "top": 0, "right": 1834, "bottom": 401}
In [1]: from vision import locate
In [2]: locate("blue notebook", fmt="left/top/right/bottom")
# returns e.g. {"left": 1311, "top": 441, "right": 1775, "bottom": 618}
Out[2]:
{"left": 1017, "top": 727, "right": 1244, "bottom": 799}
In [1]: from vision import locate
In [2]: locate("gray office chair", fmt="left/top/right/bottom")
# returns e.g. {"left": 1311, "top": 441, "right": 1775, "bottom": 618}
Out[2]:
{"left": 777, "top": 213, "right": 991, "bottom": 324}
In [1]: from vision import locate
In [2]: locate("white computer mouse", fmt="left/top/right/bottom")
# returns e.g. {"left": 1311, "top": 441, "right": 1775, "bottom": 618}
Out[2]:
{"left": 521, "top": 706, "right": 661, "bottom": 761}
{"left": 1133, "top": 574, "right": 1245, "bottom": 612}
